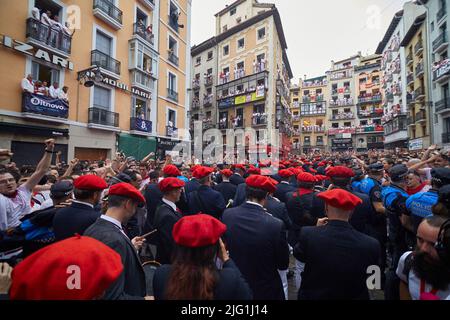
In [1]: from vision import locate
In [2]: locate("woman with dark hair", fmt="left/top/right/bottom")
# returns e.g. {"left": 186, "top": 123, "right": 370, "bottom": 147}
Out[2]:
{"left": 152, "top": 214, "right": 252, "bottom": 300}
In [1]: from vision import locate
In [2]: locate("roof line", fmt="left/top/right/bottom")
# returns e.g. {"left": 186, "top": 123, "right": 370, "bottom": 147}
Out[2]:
{"left": 400, "top": 13, "right": 427, "bottom": 47}
{"left": 375, "top": 10, "right": 404, "bottom": 54}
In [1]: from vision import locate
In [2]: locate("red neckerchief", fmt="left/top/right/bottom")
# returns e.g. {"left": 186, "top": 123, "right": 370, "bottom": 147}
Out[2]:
{"left": 406, "top": 182, "right": 428, "bottom": 195}
{"left": 293, "top": 188, "right": 314, "bottom": 197}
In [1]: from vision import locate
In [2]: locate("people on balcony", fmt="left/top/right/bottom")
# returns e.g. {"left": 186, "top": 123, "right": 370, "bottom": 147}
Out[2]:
{"left": 49, "top": 82, "right": 61, "bottom": 99}
{"left": 21, "top": 74, "right": 35, "bottom": 94}
{"left": 252, "top": 113, "right": 267, "bottom": 125}
{"left": 332, "top": 111, "right": 354, "bottom": 120}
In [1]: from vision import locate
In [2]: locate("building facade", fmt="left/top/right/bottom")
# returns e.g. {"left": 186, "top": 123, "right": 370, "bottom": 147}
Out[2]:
{"left": 354, "top": 54, "right": 385, "bottom": 151}
{"left": 190, "top": 0, "right": 293, "bottom": 160}
{"left": 0, "top": 0, "right": 191, "bottom": 165}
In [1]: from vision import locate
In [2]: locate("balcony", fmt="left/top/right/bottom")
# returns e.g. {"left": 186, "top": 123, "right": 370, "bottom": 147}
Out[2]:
{"left": 302, "top": 95, "right": 325, "bottom": 103}
{"left": 407, "top": 93, "right": 414, "bottom": 105}
{"left": 414, "top": 41, "right": 423, "bottom": 55}
{"left": 316, "top": 141, "right": 325, "bottom": 146}
{"left": 443, "top": 132, "right": 450, "bottom": 144}
{"left": 138, "top": 0, "right": 155, "bottom": 10}
{"left": 357, "top": 94, "right": 382, "bottom": 105}
{"left": 252, "top": 115, "right": 268, "bottom": 127}
{"left": 292, "top": 115, "right": 301, "bottom": 121}
{"left": 93, "top": 0, "right": 123, "bottom": 30}
{"left": 406, "top": 53, "right": 413, "bottom": 66}
{"left": 329, "top": 98, "right": 354, "bottom": 107}
{"left": 407, "top": 73, "right": 414, "bottom": 86}
{"left": 130, "top": 117, "right": 152, "bottom": 134}
{"left": 301, "top": 109, "right": 326, "bottom": 117}
{"left": 230, "top": 118, "right": 245, "bottom": 129}
{"left": 203, "top": 95, "right": 213, "bottom": 107}
{"left": 386, "top": 93, "right": 394, "bottom": 103}
{"left": 330, "top": 113, "right": 355, "bottom": 121}
{"left": 91, "top": 50, "right": 121, "bottom": 75}
{"left": 219, "top": 120, "right": 229, "bottom": 130}
{"left": 191, "top": 98, "right": 200, "bottom": 110}
{"left": 436, "top": 98, "right": 450, "bottom": 113}
{"left": 433, "top": 59, "right": 450, "bottom": 83}
{"left": 168, "top": 52, "right": 179, "bottom": 66}
{"left": 302, "top": 126, "right": 326, "bottom": 133}
{"left": 292, "top": 101, "right": 300, "bottom": 108}
{"left": 205, "top": 75, "right": 214, "bottom": 87}
{"left": 133, "top": 22, "right": 154, "bottom": 46}
{"left": 437, "top": 6, "right": 447, "bottom": 24}
{"left": 407, "top": 116, "right": 415, "bottom": 126}
{"left": 203, "top": 120, "right": 216, "bottom": 130}
{"left": 167, "top": 88, "right": 178, "bottom": 102}
{"left": 303, "top": 141, "right": 311, "bottom": 147}
{"left": 192, "top": 79, "right": 200, "bottom": 91}
{"left": 415, "top": 87, "right": 425, "bottom": 101}
{"left": 415, "top": 62, "right": 424, "bottom": 78}
{"left": 415, "top": 110, "right": 426, "bottom": 123}
{"left": 88, "top": 107, "right": 119, "bottom": 130}
{"left": 26, "top": 18, "right": 72, "bottom": 57}
{"left": 21, "top": 93, "right": 68, "bottom": 123}
{"left": 357, "top": 108, "right": 384, "bottom": 118}
{"left": 131, "top": 69, "right": 155, "bottom": 91}
{"left": 166, "top": 126, "right": 178, "bottom": 138}
{"left": 356, "top": 125, "right": 384, "bottom": 134}
{"left": 433, "top": 32, "right": 448, "bottom": 53}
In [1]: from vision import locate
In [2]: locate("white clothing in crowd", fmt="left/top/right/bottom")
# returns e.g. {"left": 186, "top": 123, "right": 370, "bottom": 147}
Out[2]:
{"left": 0, "top": 185, "right": 33, "bottom": 231}
{"left": 21, "top": 77, "right": 34, "bottom": 94}
{"left": 49, "top": 85, "right": 61, "bottom": 99}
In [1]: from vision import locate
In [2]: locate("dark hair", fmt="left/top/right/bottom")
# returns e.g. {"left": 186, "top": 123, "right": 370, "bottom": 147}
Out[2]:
{"left": 0, "top": 168, "right": 21, "bottom": 183}
{"left": 165, "top": 244, "right": 219, "bottom": 300}
{"left": 245, "top": 186, "right": 268, "bottom": 201}
{"left": 424, "top": 215, "right": 447, "bottom": 229}
{"left": 432, "top": 202, "right": 450, "bottom": 219}
{"left": 149, "top": 171, "right": 159, "bottom": 180}
{"left": 73, "top": 188, "right": 97, "bottom": 201}
{"left": 123, "top": 169, "right": 137, "bottom": 182}
{"left": 47, "top": 175, "right": 57, "bottom": 184}
{"left": 198, "top": 176, "right": 209, "bottom": 185}
{"left": 108, "top": 194, "right": 135, "bottom": 208}
{"left": 331, "top": 177, "right": 351, "bottom": 188}
{"left": 384, "top": 158, "right": 395, "bottom": 166}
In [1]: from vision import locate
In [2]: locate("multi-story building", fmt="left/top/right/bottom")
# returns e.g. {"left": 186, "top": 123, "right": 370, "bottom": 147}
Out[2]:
{"left": 401, "top": 9, "right": 431, "bottom": 151}
{"left": 354, "top": 54, "right": 385, "bottom": 151}
{"left": 0, "top": 0, "right": 191, "bottom": 164}
{"left": 326, "top": 54, "right": 360, "bottom": 152}
{"left": 290, "top": 84, "right": 301, "bottom": 153}
{"left": 294, "top": 76, "right": 328, "bottom": 154}
{"left": 424, "top": 0, "right": 450, "bottom": 148}
{"left": 189, "top": 0, "right": 293, "bottom": 159}
{"left": 376, "top": 9, "right": 409, "bottom": 150}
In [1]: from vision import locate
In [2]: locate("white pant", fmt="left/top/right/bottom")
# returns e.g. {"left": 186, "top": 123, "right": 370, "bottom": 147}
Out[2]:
{"left": 294, "top": 259, "right": 305, "bottom": 291}
{"left": 278, "top": 269, "right": 288, "bottom": 300}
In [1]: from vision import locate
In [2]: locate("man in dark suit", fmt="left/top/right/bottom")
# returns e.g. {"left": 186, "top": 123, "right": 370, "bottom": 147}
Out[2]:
{"left": 143, "top": 171, "right": 162, "bottom": 233}
{"left": 232, "top": 168, "right": 260, "bottom": 207}
{"left": 223, "top": 175, "right": 290, "bottom": 300}
{"left": 229, "top": 165, "right": 246, "bottom": 186}
{"left": 274, "top": 169, "right": 297, "bottom": 203}
{"left": 84, "top": 182, "right": 151, "bottom": 300}
{"left": 188, "top": 166, "right": 226, "bottom": 219}
{"left": 294, "top": 188, "right": 381, "bottom": 300}
{"left": 213, "top": 169, "right": 237, "bottom": 205}
{"left": 153, "top": 177, "right": 185, "bottom": 265}
{"left": 53, "top": 175, "right": 107, "bottom": 241}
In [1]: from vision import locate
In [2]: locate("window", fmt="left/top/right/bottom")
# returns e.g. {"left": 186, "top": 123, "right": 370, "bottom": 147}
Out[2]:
{"left": 96, "top": 31, "right": 112, "bottom": 55}
{"left": 431, "top": 22, "right": 435, "bottom": 32}
{"left": 317, "top": 136, "right": 323, "bottom": 143}
{"left": 169, "top": 1, "right": 180, "bottom": 32}
{"left": 257, "top": 27, "right": 266, "bottom": 40}
{"left": 196, "top": 56, "right": 201, "bottom": 65}
{"left": 93, "top": 86, "right": 111, "bottom": 110}
{"left": 237, "top": 61, "right": 244, "bottom": 69}
{"left": 129, "top": 41, "right": 157, "bottom": 75}
{"left": 207, "top": 51, "right": 213, "bottom": 60}
{"left": 237, "top": 38, "right": 245, "bottom": 50}
{"left": 169, "top": 36, "right": 178, "bottom": 55}
{"left": 207, "top": 68, "right": 213, "bottom": 75}
{"left": 168, "top": 109, "right": 176, "bottom": 126}
{"left": 168, "top": 72, "right": 177, "bottom": 92}
{"left": 31, "top": 61, "right": 60, "bottom": 86}
{"left": 230, "top": 7, "right": 236, "bottom": 16}
{"left": 223, "top": 45, "right": 229, "bottom": 56}
{"left": 136, "top": 8, "right": 148, "bottom": 26}
{"left": 133, "top": 97, "right": 150, "bottom": 120}
{"left": 332, "top": 123, "right": 339, "bottom": 128}
{"left": 344, "top": 122, "right": 351, "bottom": 127}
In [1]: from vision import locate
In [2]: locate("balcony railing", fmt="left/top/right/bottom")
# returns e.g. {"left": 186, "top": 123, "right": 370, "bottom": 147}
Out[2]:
{"left": 192, "top": 79, "right": 200, "bottom": 90}
{"left": 356, "top": 125, "right": 384, "bottom": 134}
{"left": 433, "top": 59, "right": 450, "bottom": 83}
{"left": 330, "top": 114, "right": 355, "bottom": 121}
{"left": 415, "top": 110, "right": 426, "bottom": 122}
{"left": 437, "top": 6, "right": 447, "bottom": 22}
{"left": 443, "top": 132, "right": 450, "bottom": 144}
{"left": 407, "top": 73, "right": 414, "bottom": 86}
{"left": 205, "top": 75, "right": 214, "bottom": 87}
{"left": 415, "top": 62, "right": 424, "bottom": 77}
{"left": 292, "top": 115, "right": 301, "bottom": 121}
{"left": 168, "top": 52, "right": 179, "bottom": 66}
{"left": 166, "top": 126, "right": 178, "bottom": 137}
{"left": 131, "top": 69, "right": 154, "bottom": 90}
{"left": 415, "top": 87, "right": 425, "bottom": 100}
{"left": 316, "top": 141, "right": 325, "bottom": 146}
{"left": 219, "top": 120, "right": 229, "bottom": 130}
{"left": 406, "top": 53, "right": 413, "bottom": 66}
{"left": 203, "top": 95, "right": 213, "bottom": 107}
{"left": 436, "top": 98, "right": 450, "bottom": 113}
{"left": 252, "top": 115, "right": 267, "bottom": 126}
{"left": 303, "top": 95, "right": 324, "bottom": 103}
{"left": 358, "top": 109, "right": 384, "bottom": 118}
{"left": 302, "top": 126, "right": 326, "bottom": 133}
{"left": 414, "top": 41, "right": 423, "bottom": 55}
{"left": 167, "top": 88, "right": 178, "bottom": 102}
{"left": 91, "top": 49, "right": 121, "bottom": 74}
{"left": 133, "top": 22, "right": 154, "bottom": 45}
{"left": 93, "top": 0, "right": 123, "bottom": 26}
{"left": 192, "top": 99, "right": 200, "bottom": 109}
{"left": 329, "top": 98, "right": 354, "bottom": 107}
{"left": 300, "top": 110, "right": 326, "bottom": 117}
{"left": 358, "top": 94, "right": 382, "bottom": 104}
{"left": 130, "top": 117, "right": 152, "bottom": 133}
{"left": 303, "top": 141, "right": 311, "bottom": 147}
{"left": 89, "top": 107, "right": 119, "bottom": 127}
{"left": 292, "top": 101, "right": 300, "bottom": 108}
{"left": 26, "top": 18, "right": 72, "bottom": 54}
{"left": 230, "top": 119, "right": 245, "bottom": 129}
{"left": 407, "top": 116, "right": 415, "bottom": 126}
{"left": 433, "top": 32, "right": 448, "bottom": 52}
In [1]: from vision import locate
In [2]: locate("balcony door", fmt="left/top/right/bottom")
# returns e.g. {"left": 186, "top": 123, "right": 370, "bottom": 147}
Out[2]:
{"left": 96, "top": 30, "right": 112, "bottom": 56}
{"left": 32, "top": 61, "right": 60, "bottom": 86}
{"left": 133, "top": 97, "right": 150, "bottom": 120}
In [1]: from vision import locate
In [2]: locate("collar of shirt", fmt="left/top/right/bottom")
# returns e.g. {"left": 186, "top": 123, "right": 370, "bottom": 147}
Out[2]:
{"left": 234, "top": 173, "right": 241, "bottom": 177}
{"left": 246, "top": 201, "right": 264, "bottom": 208}
{"left": 71, "top": 200, "right": 94, "bottom": 208}
{"left": 280, "top": 181, "right": 290, "bottom": 185}
{"left": 100, "top": 215, "right": 123, "bottom": 230}
{"left": 162, "top": 198, "right": 177, "bottom": 212}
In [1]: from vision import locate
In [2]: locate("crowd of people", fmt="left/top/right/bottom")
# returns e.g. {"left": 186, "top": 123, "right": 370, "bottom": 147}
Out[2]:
{"left": 21, "top": 74, "right": 69, "bottom": 102}
{"left": 0, "top": 141, "right": 449, "bottom": 300}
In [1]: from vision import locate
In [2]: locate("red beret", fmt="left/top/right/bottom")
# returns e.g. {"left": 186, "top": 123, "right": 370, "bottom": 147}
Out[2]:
{"left": 279, "top": 169, "right": 294, "bottom": 178}
{"left": 190, "top": 165, "right": 201, "bottom": 173}
{"left": 163, "top": 164, "right": 181, "bottom": 177}
{"left": 247, "top": 166, "right": 261, "bottom": 175}
{"left": 246, "top": 175, "right": 278, "bottom": 193}
{"left": 309, "top": 168, "right": 317, "bottom": 174}
{"left": 109, "top": 182, "right": 145, "bottom": 203}
{"left": 233, "top": 164, "right": 246, "bottom": 171}
{"left": 159, "top": 177, "right": 185, "bottom": 192}
{"left": 193, "top": 166, "right": 214, "bottom": 179}
{"left": 173, "top": 214, "right": 226, "bottom": 248}
{"left": 10, "top": 235, "right": 123, "bottom": 300}
{"left": 221, "top": 169, "right": 233, "bottom": 177}
{"left": 317, "top": 189, "right": 363, "bottom": 211}
{"left": 326, "top": 166, "right": 355, "bottom": 178}
{"left": 297, "top": 172, "right": 317, "bottom": 183}
{"left": 315, "top": 175, "right": 329, "bottom": 182}
{"left": 73, "top": 175, "right": 108, "bottom": 191}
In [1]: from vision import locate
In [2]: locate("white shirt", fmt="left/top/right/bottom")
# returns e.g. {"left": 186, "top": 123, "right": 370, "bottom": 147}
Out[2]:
{"left": 0, "top": 186, "right": 32, "bottom": 231}
{"left": 31, "top": 7, "right": 40, "bottom": 20}
{"left": 100, "top": 215, "right": 128, "bottom": 237}
{"left": 49, "top": 86, "right": 60, "bottom": 99}
{"left": 246, "top": 201, "right": 264, "bottom": 209}
{"left": 41, "top": 12, "right": 51, "bottom": 26}
{"left": 396, "top": 251, "right": 450, "bottom": 300}
{"left": 21, "top": 78, "right": 34, "bottom": 93}
{"left": 71, "top": 199, "right": 94, "bottom": 208}
{"left": 32, "top": 198, "right": 54, "bottom": 212}
{"left": 58, "top": 90, "right": 69, "bottom": 101}
{"left": 162, "top": 198, "right": 177, "bottom": 212}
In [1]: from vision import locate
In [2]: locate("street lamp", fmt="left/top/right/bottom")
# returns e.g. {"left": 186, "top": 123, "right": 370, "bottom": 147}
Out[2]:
{"left": 77, "top": 66, "right": 103, "bottom": 87}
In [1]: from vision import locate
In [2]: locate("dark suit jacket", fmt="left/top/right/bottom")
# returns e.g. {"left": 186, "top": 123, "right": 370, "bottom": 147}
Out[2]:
{"left": 143, "top": 183, "right": 163, "bottom": 232}
{"left": 222, "top": 203, "right": 290, "bottom": 300}
{"left": 153, "top": 259, "right": 253, "bottom": 300}
{"left": 294, "top": 220, "right": 381, "bottom": 300}
{"left": 84, "top": 218, "right": 146, "bottom": 300}
{"left": 214, "top": 181, "right": 237, "bottom": 204}
{"left": 229, "top": 174, "right": 245, "bottom": 186}
{"left": 274, "top": 182, "right": 297, "bottom": 203}
{"left": 53, "top": 202, "right": 101, "bottom": 241}
{"left": 232, "top": 183, "right": 246, "bottom": 207}
{"left": 184, "top": 178, "right": 201, "bottom": 194}
{"left": 187, "top": 185, "right": 226, "bottom": 218}
{"left": 265, "top": 196, "right": 292, "bottom": 231}
{"left": 153, "top": 202, "right": 182, "bottom": 265}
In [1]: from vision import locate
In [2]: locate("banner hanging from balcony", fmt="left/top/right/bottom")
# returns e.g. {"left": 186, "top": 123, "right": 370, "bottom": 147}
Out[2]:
{"left": 22, "top": 93, "right": 68, "bottom": 118}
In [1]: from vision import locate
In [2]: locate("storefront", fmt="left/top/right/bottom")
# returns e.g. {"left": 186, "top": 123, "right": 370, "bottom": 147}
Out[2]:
{"left": 117, "top": 133, "right": 156, "bottom": 160}
{"left": 157, "top": 137, "right": 189, "bottom": 161}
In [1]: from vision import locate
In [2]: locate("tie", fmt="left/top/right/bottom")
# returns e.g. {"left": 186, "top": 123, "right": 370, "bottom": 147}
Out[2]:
{"left": 176, "top": 207, "right": 183, "bottom": 215}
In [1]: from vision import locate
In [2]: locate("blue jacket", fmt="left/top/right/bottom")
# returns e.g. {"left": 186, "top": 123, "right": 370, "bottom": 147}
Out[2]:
{"left": 184, "top": 178, "right": 201, "bottom": 194}
{"left": 187, "top": 185, "right": 226, "bottom": 219}
{"left": 406, "top": 190, "right": 438, "bottom": 232}
{"left": 351, "top": 180, "right": 362, "bottom": 193}
{"left": 143, "top": 183, "right": 163, "bottom": 232}
{"left": 222, "top": 203, "right": 290, "bottom": 300}
{"left": 273, "top": 182, "right": 297, "bottom": 203}
{"left": 213, "top": 181, "right": 237, "bottom": 204}
{"left": 265, "top": 196, "right": 292, "bottom": 230}
{"left": 229, "top": 173, "right": 245, "bottom": 186}
{"left": 233, "top": 183, "right": 247, "bottom": 207}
